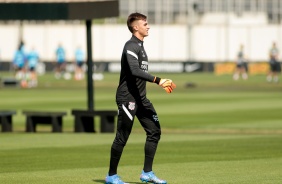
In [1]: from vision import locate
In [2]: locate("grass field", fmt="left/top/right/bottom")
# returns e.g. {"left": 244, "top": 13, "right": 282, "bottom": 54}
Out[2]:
{"left": 0, "top": 72, "right": 282, "bottom": 183}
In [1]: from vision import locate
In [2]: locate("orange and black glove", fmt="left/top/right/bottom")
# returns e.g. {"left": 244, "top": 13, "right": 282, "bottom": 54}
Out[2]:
{"left": 157, "top": 78, "right": 176, "bottom": 93}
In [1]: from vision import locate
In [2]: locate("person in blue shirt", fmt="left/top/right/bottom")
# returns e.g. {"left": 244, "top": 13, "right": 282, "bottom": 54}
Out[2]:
{"left": 55, "top": 44, "right": 66, "bottom": 79}
{"left": 27, "top": 47, "right": 39, "bottom": 87}
{"left": 27, "top": 47, "right": 39, "bottom": 71}
{"left": 13, "top": 43, "right": 27, "bottom": 80}
{"left": 74, "top": 46, "right": 85, "bottom": 80}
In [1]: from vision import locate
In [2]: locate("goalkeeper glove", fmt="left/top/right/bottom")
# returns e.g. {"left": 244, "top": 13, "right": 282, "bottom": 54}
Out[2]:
{"left": 159, "top": 79, "right": 176, "bottom": 93}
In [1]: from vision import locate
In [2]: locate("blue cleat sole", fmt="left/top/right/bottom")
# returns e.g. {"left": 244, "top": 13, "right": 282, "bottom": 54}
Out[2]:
{"left": 140, "top": 179, "right": 167, "bottom": 184}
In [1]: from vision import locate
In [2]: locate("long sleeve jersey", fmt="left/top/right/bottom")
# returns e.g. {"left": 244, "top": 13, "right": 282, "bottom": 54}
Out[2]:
{"left": 116, "top": 35, "right": 156, "bottom": 103}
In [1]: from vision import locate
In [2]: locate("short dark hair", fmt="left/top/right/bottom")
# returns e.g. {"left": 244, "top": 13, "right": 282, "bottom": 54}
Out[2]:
{"left": 127, "top": 12, "right": 147, "bottom": 33}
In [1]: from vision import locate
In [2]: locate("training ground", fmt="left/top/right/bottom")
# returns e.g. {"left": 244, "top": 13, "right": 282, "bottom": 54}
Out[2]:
{"left": 0, "top": 72, "right": 282, "bottom": 184}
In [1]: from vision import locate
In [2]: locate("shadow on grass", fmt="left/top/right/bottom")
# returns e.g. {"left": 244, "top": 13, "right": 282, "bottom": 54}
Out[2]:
{"left": 92, "top": 179, "right": 143, "bottom": 184}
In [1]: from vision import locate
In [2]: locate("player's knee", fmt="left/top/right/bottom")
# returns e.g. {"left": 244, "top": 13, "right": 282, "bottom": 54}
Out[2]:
{"left": 147, "top": 130, "right": 161, "bottom": 143}
{"left": 113, "top": 134, "right": 130, "bottom": 147}
{"left": 113, "top": 139, "right": 127, "bottom": 148}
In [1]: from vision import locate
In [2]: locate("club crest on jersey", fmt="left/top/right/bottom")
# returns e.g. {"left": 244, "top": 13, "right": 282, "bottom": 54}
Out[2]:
{"left": 141, "top": 50, "right": 146, "bottom": 57}
{"left": 128, "top": 102, "right": 135, "bottom": 110}
{"left": 153, "top": 115, "right": 159, "bottom": 122}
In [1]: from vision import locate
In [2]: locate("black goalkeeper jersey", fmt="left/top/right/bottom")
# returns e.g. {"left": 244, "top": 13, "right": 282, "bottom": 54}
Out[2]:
{"left": 116, "top": 35, "right": 155, "bottom": 103}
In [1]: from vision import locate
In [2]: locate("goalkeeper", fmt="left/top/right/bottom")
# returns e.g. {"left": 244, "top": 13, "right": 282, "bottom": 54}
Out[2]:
{"left": 105, "top": 13, "right": 176, "bottom": 184}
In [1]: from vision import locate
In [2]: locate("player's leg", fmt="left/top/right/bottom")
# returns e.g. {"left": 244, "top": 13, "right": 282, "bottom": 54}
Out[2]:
{"left": 136, "top": 100, "right": 167, "bottom": 184}
{"left": 273, "top": 63, "right": 279, "bottom": 83}
{"left": 55, "top": 62, "right": 62, "bottom": 79}
{"left": 29, "top": 67, "right": 37, "bottom": 87}
{"left": 75, "top": 62, "right": 84, "bottom": 80}
{"left": 233, "top": 65, "right": 240, "bottom": 80}
{"left": 267, "top": 62, "right": 275, "bottom": 82}
{"left": 241, "top": 66, "right": 248, "bottom": 80}
{"left": 106, "top": 101, "right": 137, "bottom": 184}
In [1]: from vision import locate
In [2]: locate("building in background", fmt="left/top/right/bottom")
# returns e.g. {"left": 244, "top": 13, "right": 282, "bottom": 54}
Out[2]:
{"left": 119, "top": 0, "right": 282, "bottom": 24}
{"left": 0, "top": 0, "right": 282, "bottom": 73}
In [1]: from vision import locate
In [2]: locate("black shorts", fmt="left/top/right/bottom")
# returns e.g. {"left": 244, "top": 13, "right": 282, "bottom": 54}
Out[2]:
{"left": 270, "top": 62, "right": 280, "bottom": 72}
{"left": 15, "top": 67, "right": 23, "bottom": 71}
{"left": 29, "top": 67, "right": 35, "bottom": 71}
{"left": 113, "top": 99, "right": 161, "bottom": 146}
{"left": 76, "top": 62, "right": 83, "bottom": 68}
{"left": 56, "top": 62, "right": 66, "bottom": 71}
{"left": 14, "top": 65, "right": 24, "bottom": 71}
{"left": 236, "top": 63, "right": 244, "bottom": 68}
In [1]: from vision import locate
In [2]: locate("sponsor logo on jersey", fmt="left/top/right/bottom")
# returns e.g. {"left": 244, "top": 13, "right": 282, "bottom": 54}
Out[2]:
{"left": 142, "top": 61, "right": 148, "bottom": 65}
{"left": 141, "top": 61, "right": 148, "bottom": 72}
{"left": 128, "top": 102, "right": 135, "bottom": 110}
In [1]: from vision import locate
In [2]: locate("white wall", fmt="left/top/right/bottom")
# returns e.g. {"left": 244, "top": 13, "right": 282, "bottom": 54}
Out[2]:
{"left": 0, "top": 23, "right": 282, "bottom": 62}
{"left": 0, "top": 25, "right": 20, "bottom": 60}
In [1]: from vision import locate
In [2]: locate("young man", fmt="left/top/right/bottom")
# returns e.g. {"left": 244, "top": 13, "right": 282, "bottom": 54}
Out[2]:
{"left": 13, "top": 43, "right": 27, "bottom": 80}
{"left": 27, "top": 47, "right": 40, "bottom": 87}
{"left": 74, "top": 46, "right": 85, "bottom": 80}
{"left": 105, "top": 13, "right": 176, "bottom": 184}
{"left": 267, "top": 42, "right": 280, "bottom": 83}
{"left": 233, "top": 44, "right": 248, "bottom": 80}
{"left": 54, "top": 43, "right": 66, "bottom": 79}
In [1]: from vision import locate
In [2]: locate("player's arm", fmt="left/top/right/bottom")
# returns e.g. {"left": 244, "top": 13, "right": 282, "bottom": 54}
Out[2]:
{"left": 125, "top": 42, "right": 155, "bottom": 82}
{"left": 125, "top": 43, "right": 176, "bottom": 93}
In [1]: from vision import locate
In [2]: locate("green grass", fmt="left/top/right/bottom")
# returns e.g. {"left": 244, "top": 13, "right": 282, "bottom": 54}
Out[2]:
{"left": 0, "top": 72, "right": 282, "bottom": 183}
{"left": 0, "top": 134, "right": 282, "bottom": 183}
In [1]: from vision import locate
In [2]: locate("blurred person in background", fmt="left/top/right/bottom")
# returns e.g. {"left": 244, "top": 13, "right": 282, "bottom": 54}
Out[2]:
{"left": 267, "top": 42, "right": 280, "bottom": 83}
{"left": 74, "top": 46, "right": 85, "bottom": 80}
{"left": 54, "top": 43, "right": 66, "bottom": 79}
{"left": 233, "top": 44, "right": 248, "bottom": 80}
{"left": 26, "top": 47, "right": 39, "bottom": 87}
{"left": 13, "top": 41, "right": 27, "bottom": 80}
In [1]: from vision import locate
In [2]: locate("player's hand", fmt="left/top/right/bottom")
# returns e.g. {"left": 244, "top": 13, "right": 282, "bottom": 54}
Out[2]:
{"left": 159, "top": 79, "right": 176, "bottom": 93}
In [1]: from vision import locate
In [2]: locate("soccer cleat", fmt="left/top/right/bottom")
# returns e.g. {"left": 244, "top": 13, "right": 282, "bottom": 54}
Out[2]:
{"left": 140, "top": 170, "right": 167, "bottom": 184}
{"left": 105, "top": 174, "right": 128, "bottom": 184}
